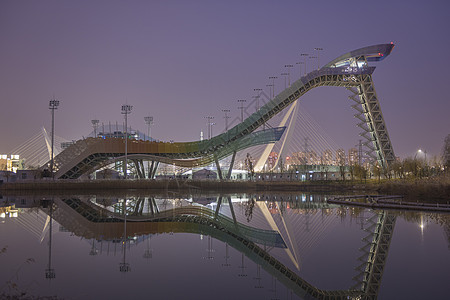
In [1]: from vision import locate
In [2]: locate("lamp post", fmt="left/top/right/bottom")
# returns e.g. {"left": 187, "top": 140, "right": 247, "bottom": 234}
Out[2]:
{"left": 284, "top": 64, "right": 293, "bottom": 86}
{"left": 144, "top": 116, "right": 153, "bottom": 141}
{"left": 314, "top": 47, "right": 323, "bottom": 70}
{"left": 121, "top": 104, "right": 133, "bottom": 179}
{"left": 222, "top": 109, "right": 230, "bottom": 131}
{"left": 210, "top": 122, "right": 216, "bottom": 138}
{"left": 253, "top": 88, "right": 262, "bottom": 112}
{"left": 309, "top": 56, "right": 317, "bottom": 71}
{"left": 204, "top": 116, "right": 214, "bottom": 139}
{"left": 91, "top": 119, "right": 99, "bottom": 138}
{"left": 265, "top": 84, "right": 273, "bottom": 100}
{"left": 300, "top": 53, "right": 309, "bottom": 74}
{"left": 49, "top": 99, "right": 59, "bottom": 179}
{"left": 45, "top": 199, "right": 56, "bottom": 279}
{"left": 268, "top": 76, "right": 277, "bottom": 98}
{"left": 281, "top": 72, "right": 288, "bottom": 89}
{"left": 119, "top": 199, "right": 130, "bottom": 272}
{"left": 415, "top": 149, "right": 427, "bottom": 162}
{"left": 296, "top": 62, "right": 304, "bottom": 78}
{"left": 238, "top": 99, "right": 246, "bottom": 123}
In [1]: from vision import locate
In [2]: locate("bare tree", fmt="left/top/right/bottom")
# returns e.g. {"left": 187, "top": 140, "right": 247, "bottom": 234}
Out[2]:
{"left": 245, "top": 153, "right": 255, "bottom": 180}
{"left": 443, "top": 134, "right": 450, "bottom": 173}
{"left": 373, "top": 162, "right": 382, "bottom": 183}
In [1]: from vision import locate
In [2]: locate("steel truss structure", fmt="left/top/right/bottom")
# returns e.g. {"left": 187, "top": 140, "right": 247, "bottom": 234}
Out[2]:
{"left": 46, "top": 43, "right": 395, "bottom": 179}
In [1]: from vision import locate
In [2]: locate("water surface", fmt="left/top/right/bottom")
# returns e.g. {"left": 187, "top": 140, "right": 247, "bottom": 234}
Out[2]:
{"left": 1, "top": 192, "right": 449, "bottom": 299}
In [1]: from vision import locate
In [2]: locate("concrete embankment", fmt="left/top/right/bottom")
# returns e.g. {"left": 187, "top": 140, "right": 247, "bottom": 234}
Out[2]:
{"left": 328, "top": 196, "right": 450, "bottom": 213}
{"left": 0, "top": 179, "right": 356, "bottom": 194}
{"left": 1, "top": 178, "right": 449, "bottom": 203}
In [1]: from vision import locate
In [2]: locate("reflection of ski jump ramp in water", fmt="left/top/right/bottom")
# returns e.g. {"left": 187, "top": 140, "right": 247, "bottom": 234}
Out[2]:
{"left": 46, "top": 43, "right": 395, "bottom": 179}
{"left": 44, "top": 196, "right": 396, "bottom": 299}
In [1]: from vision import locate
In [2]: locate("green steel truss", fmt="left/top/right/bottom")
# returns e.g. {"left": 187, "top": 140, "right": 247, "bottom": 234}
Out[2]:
{"left": 51, "top": 196, "right": 396, "bottom": 299}
{"left": 48, "top": 43, "right": 396, "bottom": 178}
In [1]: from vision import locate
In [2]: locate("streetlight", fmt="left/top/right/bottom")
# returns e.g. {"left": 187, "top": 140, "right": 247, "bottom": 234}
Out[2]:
{"left": 49, "top": 98, "right": 60, "bottom": 179}
{"left": 222, "top": 109, "right": 230, "bottom": 131}
{"left": 91, "top": 119, "right": 99, "bottom": 138}
{"left": 253, "top": 88, "right": 262, "bottom": 112}
{"left": 284, "top": 64, "right": 293, "bottom": 86}
{"left": 238, "top": 99, "right": 246, "bottom": 123}
{"left": 415, "top": 149, "right": 427, "bottom": 162}
{"left": 300, "top": 53, "right": 309, "bottom": 74}
{"left": 121, "top": 104, "right": 133, "bottom": 179}
{"left": 268, "top": 76, "right": 278, "bottom": 98}
{"left": 144, "top": 116, "right": 153, "bottom": 141}
{"left": 296, "top": 62, "right": 304, "bottom": 78}
{"left": 281, "top": 72, "right": 289, "bottom": 89}
{"left": 309, "top": 56, "right": 317, "bottom": 73}
{"left": 204, "top": 116, "right": 214, "bottom": 139}
{"left": 210, "top": 122, "right": 216, "bottom": 138}
{"left": 265, "top": 84, "right": 273, "bottom": 100}
{"left": 314, "top": 47, "right": 323, "bottom": 70}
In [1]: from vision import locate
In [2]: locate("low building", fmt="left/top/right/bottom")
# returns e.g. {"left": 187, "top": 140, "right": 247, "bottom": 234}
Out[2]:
{"left": 0, "top": 171, "right": 17, "bottom": 183}
{"left": 96, "top": 169, "right": 120, "bottom": 179}
{"left": 192, "top": 169, "right": 217, "bottom": 180}
{"left": 255, "top": 165, "right": 351, "bottom": 181}
{"left": 16, "top": 170, "right": 41, "bottom": 181}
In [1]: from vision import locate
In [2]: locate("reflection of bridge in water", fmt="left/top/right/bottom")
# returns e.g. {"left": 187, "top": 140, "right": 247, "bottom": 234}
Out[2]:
{"left": 44, "top": 43, "right": 396, "bottom": 180}
{"left": 37, "top": 194, "right": 396, "bottom": 299}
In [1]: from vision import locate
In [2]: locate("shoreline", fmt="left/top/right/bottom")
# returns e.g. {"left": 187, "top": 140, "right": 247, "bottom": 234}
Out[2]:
{"left": 1, "top": 178, "right": 449, "bottom": 203}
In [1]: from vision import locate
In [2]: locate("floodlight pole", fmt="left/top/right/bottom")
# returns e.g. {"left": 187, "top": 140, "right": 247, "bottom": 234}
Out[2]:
{"left": 300, "top": 53, "right": 309, "bottom": 74}
{"left": 121, "top": 104, "right": 133, "bottom": 179}
{"left": 269, "top": 76, "right": 278, "bottom": 98}
{"left": 49, "top": 99, "right": 59, "bottom": 179}
{"left": 253, "top": 88, "right": 262, "bottom": 112}
{"left": 237, "top": 100, "right": 246, "bottom": 123}
{"left": 296, "top": 62, "right": 304, "bottom": 78}
{"left": 284, "top": 64, "right": 293, "bottom": 86}
{"left": 144, "top": 116, "right": 153, "bottom": 141}
{"left": 222, "top": 109, "right": 230, "bottom": 131}
{"left": 144, "top": 115, "right": 153, "bottom": 178}
{"left": 91, "top": 119, "right": 99, "bottom": 138}
{"left": 204, "top": 116, "right": 214, "bottom": 139}
{"left": 314, "top": 48, "right": 323, "bottom": 70}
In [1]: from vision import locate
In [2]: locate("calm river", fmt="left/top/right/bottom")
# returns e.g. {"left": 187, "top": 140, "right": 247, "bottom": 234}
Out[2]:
{"left": 1, "top": 192, "right": 449, "bottom": 299}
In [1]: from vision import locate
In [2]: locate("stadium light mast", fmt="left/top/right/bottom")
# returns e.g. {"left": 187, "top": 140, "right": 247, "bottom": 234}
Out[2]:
{"left": 265, "top": 84, "right": 273, "bottom": 100}
{"left": 222, "top": 109, "right": 230, "bottom": 131}
{"left": 121, "top": 104, "right": 133, "bottom": 179}
{"left": 296, "top": 61, "right": 304, "bottom": 78}
{"left": 91, "top": 119, "right": 99, "bottom": 138}
{"left": 204, "top": 116, "right": 214, "bottom": 139}
{"left": 253, "top": 88, "right": 262, "bottom": 112}
{"left": 237, "top": 99, "right": 246, "bottom": 123}
{"left": 284, "top": 64, "right": 293, "bottom": 86}
{"left": 300, "top": 53, "right": 309, "bottom": 74}
{"left": 49, "top": 98, "right": 59, "bottom": 179}
{"left": 314, "top": 47, "right": 323, "bottom": 70}
{"left": 309, "top": 56, "right": 317, "bottom": 72}
{"left": 268, "top": 76, "right": 278, "bottom": 98}
{"left": 144, "top": 116, "right": 153, "bottom": 141}
{"left": 281, "top": 72, "right": 289, "bottom": 89}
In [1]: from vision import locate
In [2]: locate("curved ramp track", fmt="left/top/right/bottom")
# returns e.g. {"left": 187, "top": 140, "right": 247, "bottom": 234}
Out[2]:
{"left": 48, "top": 44, "right": 395, "bottom": 179}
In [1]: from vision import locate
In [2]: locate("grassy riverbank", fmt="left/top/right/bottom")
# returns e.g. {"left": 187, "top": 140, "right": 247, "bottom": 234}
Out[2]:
{"left": 1, "top": 176, "right": 449, "bottom": 202}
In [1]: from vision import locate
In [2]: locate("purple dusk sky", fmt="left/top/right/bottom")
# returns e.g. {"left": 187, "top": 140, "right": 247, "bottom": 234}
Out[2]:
{"left": 1, "top": 0, "right": 449, "bottom": 160}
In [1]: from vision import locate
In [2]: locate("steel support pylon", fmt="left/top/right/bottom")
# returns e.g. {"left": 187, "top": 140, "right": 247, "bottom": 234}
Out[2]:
{"left": 347, "top": 76, "right": 395, "bottom": 169}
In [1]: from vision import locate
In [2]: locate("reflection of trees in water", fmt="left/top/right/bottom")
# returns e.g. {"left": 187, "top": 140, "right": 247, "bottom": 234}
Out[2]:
{"left": 244, "top": 197, "right": 256, "bottom": 222}
{"left": 392, "top": 210, "right": 450, "bottom": 227}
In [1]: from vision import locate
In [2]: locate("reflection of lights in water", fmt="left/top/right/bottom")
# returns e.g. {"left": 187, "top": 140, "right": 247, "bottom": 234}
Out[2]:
{"left": 419, "top": 215, "right": 427, "bottom": 237}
